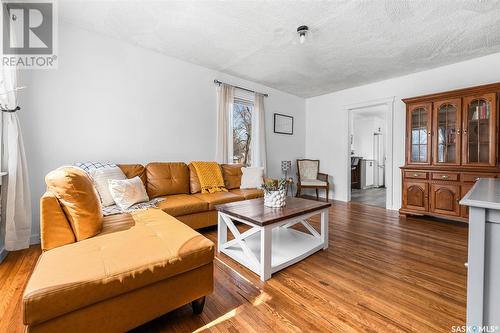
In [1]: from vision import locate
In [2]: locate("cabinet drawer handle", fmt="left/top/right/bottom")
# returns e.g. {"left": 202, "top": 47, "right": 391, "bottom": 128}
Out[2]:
{"left": 475, "top": 177, "right": 480, "bottom": 181}
{"left": 441, "top": 175, "right": 449, "bottom": 179}
{"left": 464, "top": 262, "right": 468, "bottom": 268}
{"left": 413, "top": 173, "right": 419, "bottom": 177}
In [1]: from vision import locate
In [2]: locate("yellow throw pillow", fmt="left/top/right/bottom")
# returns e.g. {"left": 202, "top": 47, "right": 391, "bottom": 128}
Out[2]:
{"left": 45, "top": 167, "right": 103, "bottom": 241}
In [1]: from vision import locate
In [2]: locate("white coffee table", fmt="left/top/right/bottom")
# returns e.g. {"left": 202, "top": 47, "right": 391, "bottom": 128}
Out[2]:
{"left": 215, "top": 197, "right": 331, "bottom": 281}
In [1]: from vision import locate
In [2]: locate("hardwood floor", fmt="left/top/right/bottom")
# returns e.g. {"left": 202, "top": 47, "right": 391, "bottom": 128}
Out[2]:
{"left": 0, "top": 201, "right": 468, "bottom": 332}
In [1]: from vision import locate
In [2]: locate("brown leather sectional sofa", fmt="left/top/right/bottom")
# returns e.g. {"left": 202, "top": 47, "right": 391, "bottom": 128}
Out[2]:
{"left": 145, "top": 162, "right": 263, "bottom": 230}
{"left": 23, "top": 162, "right": 263, "bottom": 333}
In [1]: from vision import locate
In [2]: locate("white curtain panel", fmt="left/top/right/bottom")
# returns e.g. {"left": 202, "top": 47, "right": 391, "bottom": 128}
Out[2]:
{"left": 215, "top": 83, "right": 234, "bottom": 163}
{"left": 0, "top": 63, "right": 32, "bottom": 251}
{"left": 252, "top": 93, "right": 267, "bottom": 173}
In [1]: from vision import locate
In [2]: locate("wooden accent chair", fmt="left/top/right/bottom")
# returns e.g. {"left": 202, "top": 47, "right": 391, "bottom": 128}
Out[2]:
{"left": 296, "top": 159, "right": 329, "bottom": 201}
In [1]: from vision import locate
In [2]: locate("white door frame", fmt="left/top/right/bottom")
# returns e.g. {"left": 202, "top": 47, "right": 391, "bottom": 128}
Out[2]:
{"left": 345, "top": 97, "right": 396, "bottom": 210}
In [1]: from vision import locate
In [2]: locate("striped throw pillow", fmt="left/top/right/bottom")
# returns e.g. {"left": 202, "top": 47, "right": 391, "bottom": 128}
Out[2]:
{"left": 89, "top": 166, "right": 126, "bottom": 206}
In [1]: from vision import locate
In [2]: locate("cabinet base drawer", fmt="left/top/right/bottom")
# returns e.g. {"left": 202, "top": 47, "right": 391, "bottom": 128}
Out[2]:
{"left": 461, "top": 173, "right": 497, "bottom": 183}
{"left": 404, "top": 171, "right": 428, "bottom": 180}
{"left": 432, "top": 172, "right": 459, "bottom": 181}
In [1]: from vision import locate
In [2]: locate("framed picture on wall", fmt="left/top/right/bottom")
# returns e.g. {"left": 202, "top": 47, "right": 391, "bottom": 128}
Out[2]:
{"left": 274, "top": 113, "right": 294, "bottom": 135}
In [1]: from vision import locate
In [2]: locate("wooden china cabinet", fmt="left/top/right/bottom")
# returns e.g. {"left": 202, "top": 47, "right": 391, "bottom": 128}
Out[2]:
{"left": 401, "top": 83, "right": 500, "bottom": 223}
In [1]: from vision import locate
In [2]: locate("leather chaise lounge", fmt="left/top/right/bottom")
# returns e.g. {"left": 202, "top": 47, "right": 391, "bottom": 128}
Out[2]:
{"left": 23, "top": 162, "right": 263, "bottom": 332}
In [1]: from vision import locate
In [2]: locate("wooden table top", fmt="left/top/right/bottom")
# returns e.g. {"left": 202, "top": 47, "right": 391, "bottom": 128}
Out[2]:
{"left": 215, "top": 197, "right": 331, "bottom": 226}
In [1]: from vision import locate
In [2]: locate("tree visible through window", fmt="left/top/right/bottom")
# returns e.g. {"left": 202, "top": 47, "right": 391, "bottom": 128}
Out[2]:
{"left": 232, "top": 99, "right": 253, "bottom": 165}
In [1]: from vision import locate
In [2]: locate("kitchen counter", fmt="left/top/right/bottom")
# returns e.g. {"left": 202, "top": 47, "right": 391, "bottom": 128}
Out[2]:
{"left": 460, "top": 178, "right": 500, "bottom": 328}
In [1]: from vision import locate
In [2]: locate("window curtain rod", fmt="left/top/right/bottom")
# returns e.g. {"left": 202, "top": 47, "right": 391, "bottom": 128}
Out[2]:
{"left": 214, "top": 80, "right": 268, "bottom": 97}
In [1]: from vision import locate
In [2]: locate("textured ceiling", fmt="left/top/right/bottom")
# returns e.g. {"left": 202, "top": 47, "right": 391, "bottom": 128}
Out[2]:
{"left": 59, "top": 0, "right": 500, "bottom": 98}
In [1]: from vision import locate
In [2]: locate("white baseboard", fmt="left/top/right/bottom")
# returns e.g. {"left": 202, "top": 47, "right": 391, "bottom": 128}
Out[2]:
{"left": 30, "top": 234, "right": 41, "bottom": 245}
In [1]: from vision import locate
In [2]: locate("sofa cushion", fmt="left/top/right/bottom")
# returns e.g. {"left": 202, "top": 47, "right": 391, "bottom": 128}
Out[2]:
{"left": 221, "top": 164, "right": 243, "bottom": 189}
{"left": 97, "top": 213, "right": 135, "bottom": 236}
{"left": 157, "top": 194, "right": 208, "bottom": 216}
{"left": 40, "top": 192, "right": 76, "bottom": 251}
{"left": 45, "top": 167, "right": 103, "bottom": 241}
{"left": 230, "top": 188, "right": 264, "bottom": 200}
{"left": 192, "top": 192, "right": 243, "bottom": 210}
{"left": 118, "top": 164, "right": 146, "bottom": 185}
{"left": 146, "top": 162, "right": 190, "bottom": 198}
{"left": 176, "top": 211, "right": 218, "bottom": 230}
{"left": 23, "top": 209, "right": 214, "bottom": 326}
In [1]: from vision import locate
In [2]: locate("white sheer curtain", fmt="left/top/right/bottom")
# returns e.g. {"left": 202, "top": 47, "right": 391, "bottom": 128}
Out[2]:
{"left": 0, "top": 63, "right": 32, "bottom": 251}
{"left": 215, "top": 83, "right": 234, "bottom": 163}
{"left": 252, "top": 93, "right": 267, "bottom": 173}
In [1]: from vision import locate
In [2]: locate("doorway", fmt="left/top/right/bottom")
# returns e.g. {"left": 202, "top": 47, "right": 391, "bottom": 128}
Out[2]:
{"left": 346, "top": 97, "right": 395, "bottom": 209}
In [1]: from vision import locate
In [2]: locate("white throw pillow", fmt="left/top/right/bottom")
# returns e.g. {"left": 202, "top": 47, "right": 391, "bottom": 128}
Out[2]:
{"left": 108, "top": 176, "right": 149, "bottom": 210}
{"left": 240, "top": 167, "right": 264, "bottom": 189}
{"left": 89, "top": 166, "right": 127, "bottom": 207}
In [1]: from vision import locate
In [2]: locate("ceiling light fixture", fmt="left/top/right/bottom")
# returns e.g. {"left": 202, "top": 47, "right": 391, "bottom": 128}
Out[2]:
{"left": 297, "top": 25, "right": 309, "bottom": 44}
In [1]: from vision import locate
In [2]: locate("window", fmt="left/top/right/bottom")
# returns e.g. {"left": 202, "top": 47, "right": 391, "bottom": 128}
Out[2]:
{"left": 232, "top": 98, "right": 253, "bottom": 165}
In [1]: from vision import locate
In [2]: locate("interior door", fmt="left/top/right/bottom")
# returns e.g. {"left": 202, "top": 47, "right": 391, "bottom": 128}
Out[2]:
{"left": 407, "top": 103, "right": 432, "bottom": 165}
{"left": 462, "top": 93, "right": 497, "bottom": 166}
{"left": 433, "top": 98, "right": 461, "bottom": 165}
{"left": 430, "top": 184, "right": 460, "bottom": 216}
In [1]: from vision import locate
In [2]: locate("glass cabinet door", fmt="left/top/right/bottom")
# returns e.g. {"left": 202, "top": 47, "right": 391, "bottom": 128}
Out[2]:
{"left": 407, "top": 103, "right": 431, "bottom": 164}
{"left": 462, "top": 93, "right": 497, "bottom": 166}
{"left": 433, "top": 99, "right": 461, "bottom": 165}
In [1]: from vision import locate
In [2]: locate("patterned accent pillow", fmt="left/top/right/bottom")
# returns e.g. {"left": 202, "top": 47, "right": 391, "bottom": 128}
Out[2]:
{"left": 108, "top": 176, "right": 149, "bottom": 210}
{"left": 74, "top": 161, "right": 116, "bottom": 173}
{"left": 89, "top": 166, "right": 127, "bottom": 207}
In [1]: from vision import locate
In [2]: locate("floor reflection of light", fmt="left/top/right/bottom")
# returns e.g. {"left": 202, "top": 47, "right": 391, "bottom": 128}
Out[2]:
{"left": 192, "top": 309, "right": 237, "bottom": 332}
{"left": 206, "top": 257, "right": 273, "bottom": 329}
{"left": 252, "top": 291, "right": 272, "bottom": 306}
{"left": 214, "top": 257, "right": 273, "bottom": 304}
{"left": 214, "top": 257, "right": 252, "bottom": 284}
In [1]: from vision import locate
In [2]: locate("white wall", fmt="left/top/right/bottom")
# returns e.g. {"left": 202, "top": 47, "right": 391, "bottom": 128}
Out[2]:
{"left": 19, "top": 22, "right": 305, "bottom": 243}
{"left": 305, "top": 52, "right": 500, "bottom": 209}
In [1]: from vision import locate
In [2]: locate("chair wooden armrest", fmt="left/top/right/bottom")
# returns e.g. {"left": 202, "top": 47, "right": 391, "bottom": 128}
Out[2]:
{"left": 317, "top": 173, "right": 329, "bottom": 183}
